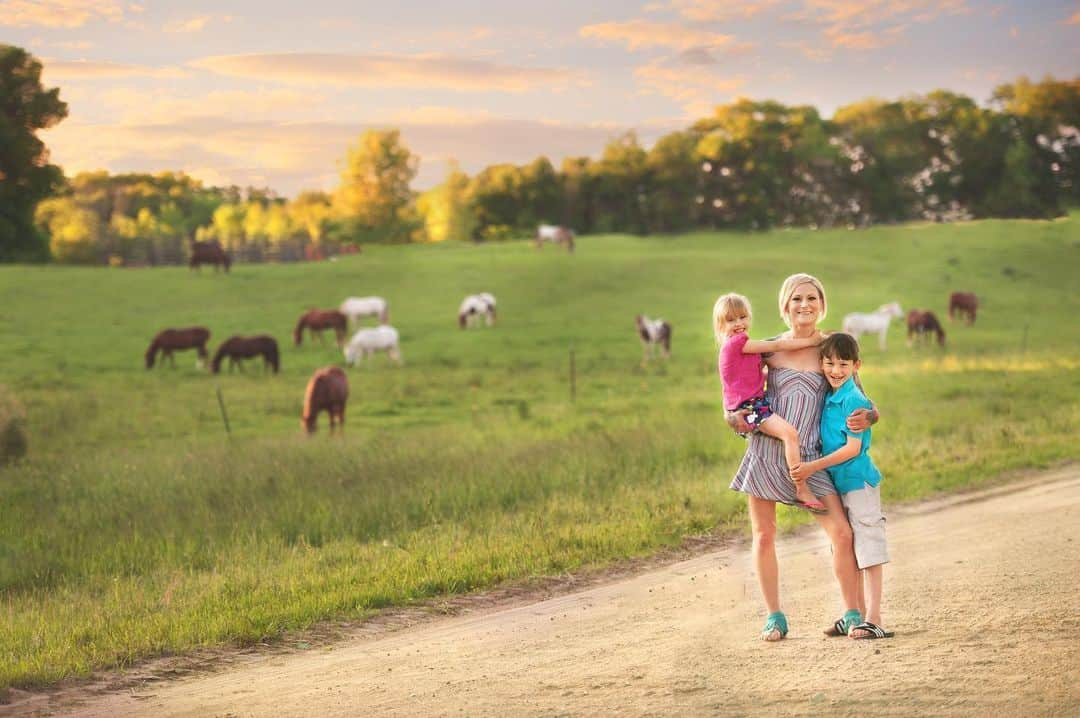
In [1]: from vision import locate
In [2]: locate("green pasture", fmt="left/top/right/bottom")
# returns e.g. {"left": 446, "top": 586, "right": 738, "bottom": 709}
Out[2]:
{"left": 1, "top": 216, "right": 1078, "bottom": 691}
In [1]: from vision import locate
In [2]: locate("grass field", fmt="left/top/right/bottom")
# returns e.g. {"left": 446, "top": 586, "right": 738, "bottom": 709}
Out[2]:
{"left": 1, "top": 216, "right": 1078, "bottom": 691}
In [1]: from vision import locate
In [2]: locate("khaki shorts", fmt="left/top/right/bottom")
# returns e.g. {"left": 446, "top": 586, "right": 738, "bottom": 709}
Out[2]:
{"left": 841, "top": 485, "right": 889, "bottom": 569}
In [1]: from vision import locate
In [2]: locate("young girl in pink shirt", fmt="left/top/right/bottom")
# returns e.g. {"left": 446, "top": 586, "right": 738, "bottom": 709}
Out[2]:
{"left": 714, "top": 292, "right": 826, "bottom": 513}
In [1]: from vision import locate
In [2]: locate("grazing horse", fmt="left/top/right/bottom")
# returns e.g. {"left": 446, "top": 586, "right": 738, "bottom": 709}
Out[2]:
{"left": 949, "top": 292, "right": 978, "bottom": 324}
{"left": 534, "top": 224, "right": 575, "bottom": 253}
{"left": 841, "top": 302, "right": 904, "bottom": 351}
{"left": 636, "top": 315, "right": 672, "bottom": 364}
{"left": 343, "top": 325, "right": 402, "bottom": 366}
{"left": 189, "top": 240, "right": 231, "bottom": 273}
{"left": 907, "top": 310, "right": 946, "bottom": 347}
{"left": 340, "top": 296, "right": 389, "bottom": 326}
{"left": 294, "top": 309, "right": 347, "bottom": 347}
{"left": 458, "top": 293, "right": 497, "bottom": 329}
{"left": 211, "top": 335, "right": 280, "bottom": 374}
{"left": 145, "top": 326, "right": 211, "bottom": 369}
{"left": 301, "top": 366, "right": 349, "bottom": 435}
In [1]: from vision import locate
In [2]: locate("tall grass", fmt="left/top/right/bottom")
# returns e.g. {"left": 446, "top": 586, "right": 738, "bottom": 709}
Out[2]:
{"left": 0, "top": 216, "right": 1077, "bottom": 689}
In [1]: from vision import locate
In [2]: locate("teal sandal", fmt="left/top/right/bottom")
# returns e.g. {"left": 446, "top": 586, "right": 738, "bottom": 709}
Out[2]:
{"left": 823, "top": 609, "right": 864, "bottom": 637}
{"left": 761, "top": 611, "right": 789, "bottom": 641}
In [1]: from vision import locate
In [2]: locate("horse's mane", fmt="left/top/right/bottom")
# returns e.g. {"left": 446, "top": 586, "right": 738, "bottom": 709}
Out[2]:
{"left": 302, "top": 371, "right": 320, "bottom": 420}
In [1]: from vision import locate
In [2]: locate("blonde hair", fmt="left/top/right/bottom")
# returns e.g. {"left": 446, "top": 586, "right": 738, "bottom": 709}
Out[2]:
{"left": 712, "top": 293, "right": 752, "bottom": 344}
{"left": 777, "top": 273, "right": 827, "bottom": 328}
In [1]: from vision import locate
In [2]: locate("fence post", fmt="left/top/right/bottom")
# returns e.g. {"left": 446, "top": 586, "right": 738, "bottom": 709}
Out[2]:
{"left": 216, "top": 386, "right": 232, "bottom": 438}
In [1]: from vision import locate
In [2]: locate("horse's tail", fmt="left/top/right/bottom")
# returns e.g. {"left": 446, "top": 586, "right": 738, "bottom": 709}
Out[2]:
{"left": 662, "top": 323, "right": 672, "bottom": 353}
{"left": 302, "top": 372, "right": 322, "bottom": 430}
{"left": 294, "top": 315, "right": 306, "bottom": 346}
{"left": 145, "top": 339, "right": 159, "bottom": 368}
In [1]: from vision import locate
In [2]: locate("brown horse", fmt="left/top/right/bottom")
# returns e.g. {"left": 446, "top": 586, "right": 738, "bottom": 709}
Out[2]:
{"left": 189, "top": 240, "right": 232, "bottom": 272}
{"left": 145, "top": 326, "right": 211, "bottom": 368}
{"left": 302, "top": 366, "right": 349, "bottom": 434}
{"left": 907, "top": 310, "right": 946, "bottom": 347}
{"left": 294, "top": 309, "right": 347, "bottom": 347}
{"left": 211, "top": 335, "right": 280, "bottom": 374}
{"left": 948, "top": 292, "right": 978, "bottom": 324}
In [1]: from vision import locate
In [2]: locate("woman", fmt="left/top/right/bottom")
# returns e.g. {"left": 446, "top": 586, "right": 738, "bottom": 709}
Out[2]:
{"left": 727, "top": 273, "right": 877, "bottom": 641}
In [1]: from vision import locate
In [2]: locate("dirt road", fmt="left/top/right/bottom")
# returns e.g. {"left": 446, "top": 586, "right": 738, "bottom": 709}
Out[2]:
{"left": 13, "top": 466, "right": 1080, "bottom": 717}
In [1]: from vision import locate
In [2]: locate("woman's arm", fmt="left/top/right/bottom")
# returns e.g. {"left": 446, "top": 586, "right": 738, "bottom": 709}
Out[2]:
{"left": 790, "top": 436, "right": 862, "bottom": 480}
{"left": 742, "top": 335, "right": 820, "bottom": 354}
{"left": 848, "top": 373, "right": 880, "bottom": 431}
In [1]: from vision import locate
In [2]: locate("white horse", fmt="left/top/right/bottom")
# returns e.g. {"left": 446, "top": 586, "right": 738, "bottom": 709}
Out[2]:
{"left": 534, "top": 224, "right": 575, "bottom": 252}
{"left": 340, "top": 296, "right": 389, "bottom": 326}
{"left": 636, "top": 314, "right": 672, "bottom": 364}
{"left": 458, "top": 293, "right": 496, "bottom": 329}
{"left": 343, "top": 325, "right": 402, "bottom": 366}
{"left": 841, "top": 302, "right": 904, "bottom": 350}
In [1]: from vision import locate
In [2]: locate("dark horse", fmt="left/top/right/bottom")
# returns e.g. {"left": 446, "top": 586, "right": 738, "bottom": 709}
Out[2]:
{"left": 211, "top": 335, "right": 280, "bottom": 374}
{"left": 907, "top": 310, "right": 946, "bottom": 347}
{"left": 294, "top": 309, "right": 347, "bottom": 347}
{"left": 948, "top": 291, "right": 978, "bottom": 324}
{"left": 302, "top": 366, "right": 349, "bottom": 434}
{"left": 189, "top": 240, "right": 232, "bottom": 273}
{"left": 145, "top": 326, "right": 211, "bottom": 368}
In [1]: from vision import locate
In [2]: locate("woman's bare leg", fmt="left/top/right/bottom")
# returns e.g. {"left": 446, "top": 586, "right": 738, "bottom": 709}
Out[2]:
{"left": 813, "top": 494, "right": 861, "bottom": 613}
{"left": 748, "top": 496, "right": 783, "bottom": 640}
{"left": 758, "top": 415, "right": 818, "bottom": 505}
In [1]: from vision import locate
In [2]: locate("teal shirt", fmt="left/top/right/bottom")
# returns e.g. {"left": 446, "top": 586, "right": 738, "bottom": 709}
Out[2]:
{"left": 820, "top": 376, "right": 882, "bottom": 494}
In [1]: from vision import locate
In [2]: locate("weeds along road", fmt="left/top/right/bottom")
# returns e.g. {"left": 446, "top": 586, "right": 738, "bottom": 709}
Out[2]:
{"left": 16, "top": 465, "right": 1080, "bottom": 718}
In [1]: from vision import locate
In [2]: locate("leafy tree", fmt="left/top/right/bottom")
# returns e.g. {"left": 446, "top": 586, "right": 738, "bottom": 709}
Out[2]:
{"left": 0, "top": 45, "right": 68, "bottom": 261}
{"left": 416, "top": 163, "right": 476, "bottom": 242}
{"left": 288, "top": 191, "right": 334, "bottom": 244}
{"left": 646, "top": 130, "right": 702, "bottom": 233}
{"left": 34, "top": 197, "right": 100, "bottom": 263}
{"left": 467, "top": 163, "right": 524, "bottom": 238}
{"left": 993, "top": 76, "right": 1080, "bottom": 205}
{"left": 594, "top": 132, "right": 649, "bottom": 233}
{"left": 334, "top": 129, "right": 418, "bottom": 242}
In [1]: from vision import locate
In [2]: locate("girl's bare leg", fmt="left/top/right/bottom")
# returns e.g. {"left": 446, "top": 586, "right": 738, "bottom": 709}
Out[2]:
{"left": 758, "top": 415, "right": 818, "bottom": 505}
{"left": 748, "top": 496, "right": 783, "bottom": 640}
{"left": 813, "top": 494, "right": 861, "bottom": 613}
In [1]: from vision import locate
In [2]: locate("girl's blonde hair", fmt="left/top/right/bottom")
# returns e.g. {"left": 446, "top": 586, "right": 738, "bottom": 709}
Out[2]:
{"left": 712, "top": 293, "right": 752, "bottom": 344}
{"left": 777, "top": 273, "right": 827, "bottom": 328}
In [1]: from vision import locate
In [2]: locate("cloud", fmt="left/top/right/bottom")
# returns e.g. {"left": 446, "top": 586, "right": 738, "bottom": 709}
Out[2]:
{"left": 664, "top": 0, "right": 782, "bottom": 22}
{"left": 580, "top": 20, "right": 741, "bottom": 52}
{"left": 41, "top": 59, "right": 188, "bottom": 80}
{"left": 1066, "top": 9, "right": 1080, "bottom": 25}
{"left": 188, "top": 53, "right": 583, "bottom": 92}
{"left": 825, "top": 24, "right": 906, "bottom": 49}
{"left": 634, "top": 61, "right": 745, "bottom": 118}
{"left": 41, "top": 115, "right": 661, "bottom": 196}
{"left": 791, "top": 0, "right": 970, "bottom": 31}
{"left": 163, "top": 14, "right": 231, "bottom": 33}
{"left": 66, "top": 86, "right": 327, "bottom": 124}
{"left": 0, "top": 0, "right": 124, "bottom": 27}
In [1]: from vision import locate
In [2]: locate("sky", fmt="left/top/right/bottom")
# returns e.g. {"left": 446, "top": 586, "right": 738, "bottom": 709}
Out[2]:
{"left": 4, "top": 0, "right": 1079, "bottom": 197}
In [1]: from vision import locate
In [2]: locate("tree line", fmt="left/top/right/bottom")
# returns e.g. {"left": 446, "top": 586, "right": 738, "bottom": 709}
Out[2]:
{"left": 2, "top": 44, "right": 1077, "bottom": 264}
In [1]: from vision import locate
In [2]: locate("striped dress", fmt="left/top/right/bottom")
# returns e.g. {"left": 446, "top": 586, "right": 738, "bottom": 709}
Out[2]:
{"left": 729, "top": 366, "right": 837, "bottom": 503}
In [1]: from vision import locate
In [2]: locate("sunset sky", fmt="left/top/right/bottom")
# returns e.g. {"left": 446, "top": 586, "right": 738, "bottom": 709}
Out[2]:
{"left": 5, "top": 0, "right": 1078, "bottom": 197}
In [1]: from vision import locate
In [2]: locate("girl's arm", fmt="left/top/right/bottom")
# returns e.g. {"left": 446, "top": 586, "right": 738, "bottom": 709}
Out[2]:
{"left": 790, "top": 436, "right": 862, "bottom": 480}
{"left": 742, "top": 335, "right": 820, "bottom": 354}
